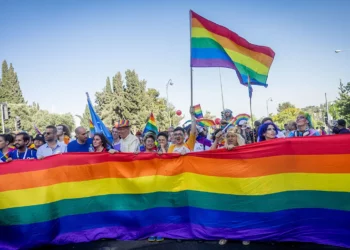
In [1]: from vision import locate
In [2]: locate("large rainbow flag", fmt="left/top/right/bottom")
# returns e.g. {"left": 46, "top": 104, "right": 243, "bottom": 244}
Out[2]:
{"left": 190, "top": 10, "right": 275, "bottom": 87}
{"left": 0, "top": 136, "right": 350, "bottom": 249}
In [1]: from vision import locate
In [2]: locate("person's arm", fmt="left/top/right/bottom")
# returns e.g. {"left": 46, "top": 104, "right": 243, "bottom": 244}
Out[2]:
{"left": 167, "top": 144, "right": 174, "bottom": 153}
{"left": 186, "top": 106, "right": 197, "bottom": 151}
{"left": 210, "top": 131, "right": 223, "bottom": 150}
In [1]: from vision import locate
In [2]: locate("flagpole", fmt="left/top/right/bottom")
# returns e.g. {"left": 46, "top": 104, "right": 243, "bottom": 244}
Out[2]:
{"left": 219, "top": 68, "right": 225, "bottom": 111}
{"left": 190, "top": 10, "right": 193, "bottom": 107}
{"left": 248, "top": 75, "right": 255, "bottom": 142}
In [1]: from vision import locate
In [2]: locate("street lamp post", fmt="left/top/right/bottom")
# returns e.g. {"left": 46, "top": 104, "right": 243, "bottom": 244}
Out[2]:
{"left": 166, "top": 79, "right": 174, "bottom": 127}
{"left": 266, "top": 97, "right": 273, "bottom": 116}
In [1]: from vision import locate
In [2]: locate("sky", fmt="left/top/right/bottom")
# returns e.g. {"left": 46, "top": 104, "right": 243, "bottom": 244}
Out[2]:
{"left": 0, "top": 0, "right": 349, "bottom": 125}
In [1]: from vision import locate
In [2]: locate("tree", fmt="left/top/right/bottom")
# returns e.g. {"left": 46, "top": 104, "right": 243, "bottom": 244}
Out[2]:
{"left": 0, "top": 61, "right": 25, "bottom": 104}
{"left": 87, "top": 69, "right": 182, "bottom": 132}
{"left": 272, "top": 107, "right": 301, "bottom": 128}
{"left": 277, "top": 102, "right": 295, "bottom": 113}
{"left": 301, "top": 105, "right": 325, "bottom": 127}
{"left": 335, "top": 81, "right": 350, "bottom": 122}
{"left": 79, "top": 104, "right": 91, "bottom": 129}
{"left": 0, "top": 60, "right": 75, "bottom": 134}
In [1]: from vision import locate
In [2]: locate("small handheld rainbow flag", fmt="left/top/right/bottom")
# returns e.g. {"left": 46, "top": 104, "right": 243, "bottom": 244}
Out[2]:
{"left": 143, "top": 113, "right": 158, "bottom": 135}
{"left": 193, "top": 104, "right": 203, "bottom": 119}
{"left": 234, "top": 114, "right": 251, "bottom": 126}
{"left": 196, "top": 118, "right": 215, "bottom": 127}
{"left": 89, "top": 120, "right": 95, "bottom": 136}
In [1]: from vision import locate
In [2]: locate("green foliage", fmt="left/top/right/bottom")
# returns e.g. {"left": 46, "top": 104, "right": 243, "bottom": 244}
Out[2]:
{"left": 91, "top": 70, "right": 182, "bottom": 132}
{"left": 78, "top": 104, "right": 91, "bottom": 129}
{"left": 0, "top": 60, "right": 75, "bottom": 134}
{"left": 277, "top": 102, "right": 295, "bottom": 113}
{"left": 0, "top": 60, "right": 25, "bottom": 104}
{"left": 335, "top": 81, "right": 350, "bottom": 122}
{"left": 301, "top": 105, "right": 325, "bottom": 128}
{"left": 2, "top": 103, "right": 74, "bottom": 134}
{"left": 272, "top": 106, "right": 301, "bottom": 128}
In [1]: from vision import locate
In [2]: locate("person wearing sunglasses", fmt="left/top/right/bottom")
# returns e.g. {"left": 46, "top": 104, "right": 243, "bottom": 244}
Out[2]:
{"left": 37, "top": 125, "right": 67, "bottom": 159}
{"left": 288, "top": 113, "right": 320, "bottom": 137}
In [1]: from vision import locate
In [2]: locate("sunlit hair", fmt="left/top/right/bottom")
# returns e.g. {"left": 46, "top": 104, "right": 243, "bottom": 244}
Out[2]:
{"left": 57, "top": 124, "right": 71, "bottom": 137}
{"left": 225, "top": 127, "right": 245, "bottom": 147}
{"left": 258, "top": 122, "right": 278, "bottom": 142}
{"left": 297, "top": 112, "right": 314, "bottom": 128}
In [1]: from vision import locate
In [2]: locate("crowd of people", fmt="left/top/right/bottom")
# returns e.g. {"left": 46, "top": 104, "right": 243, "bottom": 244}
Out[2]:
{"left": 0, "top": 107, "right": 349, "bottom": 163}
{"left": 0, "top": 106, "right": 349, "bottom": 244}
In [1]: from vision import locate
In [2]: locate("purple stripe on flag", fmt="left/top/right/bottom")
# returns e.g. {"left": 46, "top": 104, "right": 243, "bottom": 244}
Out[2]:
{"left": 39, "top": 223, "right": 350, "bottom": 249}
{"left": 191, "top": 58, "right": 244, "bottom": 84}
{"left": 191, "top": 58, "right": 235, "bottom": 69}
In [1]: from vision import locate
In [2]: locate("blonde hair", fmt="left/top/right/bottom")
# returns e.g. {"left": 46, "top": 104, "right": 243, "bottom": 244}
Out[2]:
{"left": 225, "top": 127, "right": 245, "bottom": 147}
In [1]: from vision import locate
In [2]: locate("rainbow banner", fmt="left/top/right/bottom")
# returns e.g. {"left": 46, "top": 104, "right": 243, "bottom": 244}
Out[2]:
{"left": 0, "top": 136, "right": 350, "bottom": 249}
{"left": 143, "top": 112, "right": 158, "bottom": 135}
{"left": 193, "top": 104, "right": 203, "bottom": 119}
{"left": 190, "top": 10, "right": 275, "bottom": 87}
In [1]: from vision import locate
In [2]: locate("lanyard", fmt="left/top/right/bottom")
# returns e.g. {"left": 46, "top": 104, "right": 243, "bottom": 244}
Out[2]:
{"left": 17, "top": 148, "right": 28, "bottom": 159}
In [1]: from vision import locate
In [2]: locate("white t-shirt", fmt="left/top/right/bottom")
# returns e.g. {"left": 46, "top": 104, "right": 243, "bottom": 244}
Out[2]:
{"left": 172, "top": 146, "right": 191, "bottom": 154}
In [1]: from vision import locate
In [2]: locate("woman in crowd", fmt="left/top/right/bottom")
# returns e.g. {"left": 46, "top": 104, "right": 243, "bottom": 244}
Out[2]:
{"left": 0, "top": 134, "right": 14, "bottom": 162}
{"left": 111, "top": 126, "right": 121, "bottom": 151}
{"left": 288, "top": 113, "right": 320, "bottom": 137}
{"left": 157, "top": 132, "right": 168, "bottom": 153}
{"left": 287, "top": 121, "right": 297, "bottom": 134}
{"left": 33, "top": 134, "right": 45, "bottom": 150}
{"left": 258, "top": 122, "right": 279, "bottom": 142}
{"left": 143, "top": 133, "right": 157, "bottom": 153}
{"left": 92, "top": 133, "right": 112, "bottom": 152}
{"left": 210, "top": 127, "right": 245, "bottom": 150}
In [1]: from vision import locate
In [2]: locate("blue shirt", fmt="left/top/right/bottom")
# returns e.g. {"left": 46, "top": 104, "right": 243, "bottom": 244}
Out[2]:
{"left": 67, "top": 138, "right": 93, "bottom": 152}
{"left": 37, "top": 141, "right": 67, "bottom": 158}
{"left": 8, "top": 149, "right": 37, "bottom": 160}
{"left": 288, "top": 129, "right": 320, "bottom": 137}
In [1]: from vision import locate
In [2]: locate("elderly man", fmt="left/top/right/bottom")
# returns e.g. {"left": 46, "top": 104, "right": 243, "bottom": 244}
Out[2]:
{"left": 116, "top": 120, "right": 139, "bottom": 152}
{"left": 37, "top": 125, "right": 67, "bottom": 159}
{"left": 67, "top": 126, "right": 93, "bottom": 152}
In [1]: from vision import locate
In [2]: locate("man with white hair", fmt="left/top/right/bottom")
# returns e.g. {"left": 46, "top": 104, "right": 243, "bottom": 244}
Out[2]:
{"left": 115, "top": 120, "right": 139, "bottom": 153}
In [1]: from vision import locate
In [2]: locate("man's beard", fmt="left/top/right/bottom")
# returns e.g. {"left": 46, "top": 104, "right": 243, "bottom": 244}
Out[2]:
{"left": 15, "top": 144, "right": 25, "bottom": 150}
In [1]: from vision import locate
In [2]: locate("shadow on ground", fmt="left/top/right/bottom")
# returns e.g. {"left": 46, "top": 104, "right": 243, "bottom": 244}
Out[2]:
{"left": 35, "top": 239, "right": 348, "bottom": 250}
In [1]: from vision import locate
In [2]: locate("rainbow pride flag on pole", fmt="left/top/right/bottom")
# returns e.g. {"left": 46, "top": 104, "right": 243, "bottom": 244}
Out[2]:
{"left": 190, "top": 10, "right": 275, "bottom": 87}
{"left": 193, "top": 104, "right": 203, "bottom": 119}
{"left": 143, "top": 112, "right": 158, "bottom": 135}
{"left": 0, "top": 136, "right": 350, "bottom": 249}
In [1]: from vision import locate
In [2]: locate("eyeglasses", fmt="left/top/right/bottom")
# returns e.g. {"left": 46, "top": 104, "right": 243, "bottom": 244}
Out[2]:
{"left": 45, "top": 132, "right": 52, "bottom": 136}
